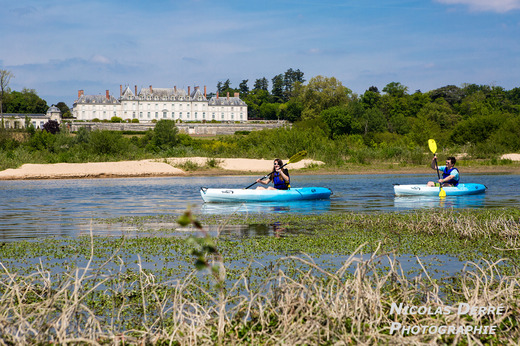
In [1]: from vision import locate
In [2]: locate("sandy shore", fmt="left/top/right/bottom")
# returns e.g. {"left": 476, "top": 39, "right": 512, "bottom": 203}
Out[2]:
{"left": 0, "top": 154, "right": 519, "bottom": 180}
{"left": 0, "top": 157, "right": 324, "bottom": 180}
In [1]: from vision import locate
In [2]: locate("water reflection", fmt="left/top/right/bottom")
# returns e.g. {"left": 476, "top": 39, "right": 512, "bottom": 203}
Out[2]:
{"left": 213, "top": 222, "right": 301, "bottom": 238}
{"left": 394, "top": 194, "right": 487, "bottom": 210}
{"left": 1, "top": 174, "right": 519, "bottom": 241}
{"left": 201, "top": 199, "right": 331, "bottom": 215}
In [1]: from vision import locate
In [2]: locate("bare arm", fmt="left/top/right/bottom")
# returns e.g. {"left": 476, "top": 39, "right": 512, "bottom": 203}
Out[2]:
{"left": 431, "top": 154, "right": 438, "bottom": 170}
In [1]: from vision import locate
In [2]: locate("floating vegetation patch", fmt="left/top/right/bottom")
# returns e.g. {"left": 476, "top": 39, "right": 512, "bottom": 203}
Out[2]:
{"left": 1, "top": 208, "right": 519, "bottom": 344}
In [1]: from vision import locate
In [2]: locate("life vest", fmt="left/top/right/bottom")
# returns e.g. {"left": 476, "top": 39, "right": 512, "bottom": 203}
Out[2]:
{"left": 273, "top": 170, "right": 290, "bottom": 190}
{"left": 442, "top": 167, "right": 459, "bottom": 186}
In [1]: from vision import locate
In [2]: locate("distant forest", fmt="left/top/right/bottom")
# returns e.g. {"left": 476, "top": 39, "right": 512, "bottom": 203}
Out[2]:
{"left": 2, "top": 69, "right": 520, "bottom": 155}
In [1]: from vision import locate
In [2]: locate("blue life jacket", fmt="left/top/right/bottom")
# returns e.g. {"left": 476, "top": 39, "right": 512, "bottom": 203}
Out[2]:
{"left": 442, "top": 167, "right": 459, "bottom": 186}
{"left": 273, "top": 170, "right": 290, "bottom": 190}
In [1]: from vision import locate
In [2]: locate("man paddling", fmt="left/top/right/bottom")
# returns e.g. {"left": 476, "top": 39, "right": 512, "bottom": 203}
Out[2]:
{"left": 427, "top": 155, "right": 460, "bottom": 187}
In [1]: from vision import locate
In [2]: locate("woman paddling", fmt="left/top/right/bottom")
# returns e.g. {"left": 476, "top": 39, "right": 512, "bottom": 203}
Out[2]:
{"left": 255, "top": 159, "right": 290, "bottom": 190}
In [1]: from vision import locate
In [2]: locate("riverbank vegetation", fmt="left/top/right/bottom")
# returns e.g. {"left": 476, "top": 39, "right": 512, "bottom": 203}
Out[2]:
{"left": 1, "top": 75, "right": 520, "bottom": 172}
{"left": 1, "top": 208, "right": 519, "bottom": 344}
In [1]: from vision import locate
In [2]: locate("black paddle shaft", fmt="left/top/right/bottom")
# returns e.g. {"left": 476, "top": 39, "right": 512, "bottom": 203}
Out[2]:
{"left": 434, "top": 156, "right": 441, "bottom": 181}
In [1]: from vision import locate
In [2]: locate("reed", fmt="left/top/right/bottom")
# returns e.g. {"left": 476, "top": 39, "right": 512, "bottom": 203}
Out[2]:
{"left": 1, "top": 240, "right": 518, "bottom": 344}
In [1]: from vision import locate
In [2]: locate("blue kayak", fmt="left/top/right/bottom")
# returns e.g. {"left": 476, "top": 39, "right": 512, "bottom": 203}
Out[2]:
{"left": 394, "top": 183, "right": 487, "bottom": 196}
{"left": 200, "top": 187, "right": 332, "bottom": 202}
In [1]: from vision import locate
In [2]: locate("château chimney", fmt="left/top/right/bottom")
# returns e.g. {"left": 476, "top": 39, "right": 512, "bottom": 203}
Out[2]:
{"left": 204, "top": 85, "right": 207, "bottom": 98}
{"left": 78, "top": 90, "right": 84, "bottom": 98}
{"left": 188, "top": 86, "right": 191, "bottom": 96}
{"left": 120, "top": 85, "right": 122, "bottom": 97}
{"left": 216, "top": 92, "right": 219, "bottom": 99}
{"left": 234, "top": 92, "right": 239, "bottom": 98}
{"left": 135, "top": 85, "right": 137, "bottom": 96}
{"left": 106, "top": 90, "right": 110, "bottom": 100}
{"left": 227, "top": 92, "right": 229, "bottom": 100}
{"left": 149, "top": 85, "right": 153, "bottom": 93}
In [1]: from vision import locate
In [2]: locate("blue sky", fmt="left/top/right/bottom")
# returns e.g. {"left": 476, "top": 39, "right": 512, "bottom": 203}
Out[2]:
{"left": 1, "top": 0, "right": 519, "bottom": 107}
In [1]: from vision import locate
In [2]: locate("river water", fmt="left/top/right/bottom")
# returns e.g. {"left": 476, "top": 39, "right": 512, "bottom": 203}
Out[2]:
{"left": 1, "top": 173, "right": 519, "bottom": 241}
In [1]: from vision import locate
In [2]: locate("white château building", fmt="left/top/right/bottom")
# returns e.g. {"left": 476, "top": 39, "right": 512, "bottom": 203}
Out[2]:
{"left": 73, "top": 85, "right": 248, "bottom": 122}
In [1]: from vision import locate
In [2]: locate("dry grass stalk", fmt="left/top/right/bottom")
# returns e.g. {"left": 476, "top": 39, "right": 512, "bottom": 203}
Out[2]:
{"left": 1, "top": 239, "right": 519, "bottom": 344}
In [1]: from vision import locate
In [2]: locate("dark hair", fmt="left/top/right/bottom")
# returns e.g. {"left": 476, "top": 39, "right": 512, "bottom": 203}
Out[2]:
{"left": 447, "top": 156, "right": 456, "bottom": 164}
{"left": 274, "top": 159, "right": 283, "bottom": 166}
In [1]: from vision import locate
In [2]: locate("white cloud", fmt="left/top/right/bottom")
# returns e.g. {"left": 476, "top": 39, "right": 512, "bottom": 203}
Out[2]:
{"left": 90, "top": 55, "right": 112, "bottom": 64}
{"left": 436, "top": 0, "right": 520, "bottom": 13}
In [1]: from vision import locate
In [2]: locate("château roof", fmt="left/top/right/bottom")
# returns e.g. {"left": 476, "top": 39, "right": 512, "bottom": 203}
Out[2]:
{"left": 76, "top": 94, "right": 120, "bottom": 104}
{"left": 209, "top": 96, "right": 247, "bottom": 106}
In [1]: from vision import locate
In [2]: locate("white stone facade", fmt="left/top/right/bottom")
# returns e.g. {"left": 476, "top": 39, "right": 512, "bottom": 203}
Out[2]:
{"left": 73, "top": 85, "right": 248, "bottom": 122}
{"left": 1, "top": 106, "right": 62, "bottom": 129}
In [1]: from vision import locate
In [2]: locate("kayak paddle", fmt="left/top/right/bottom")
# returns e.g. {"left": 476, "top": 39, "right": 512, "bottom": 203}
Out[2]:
{"left": 428, "top": 139, "right": 446, "bottom": 197}
{"left": 244, "top": 150, "right": 308, "bottom": 189}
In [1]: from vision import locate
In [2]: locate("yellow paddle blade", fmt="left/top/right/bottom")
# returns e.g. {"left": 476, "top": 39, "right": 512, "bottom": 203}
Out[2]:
{"left": 287, "top": 150, "right": 308, "bottom": 164}
{"left": 428, "top": 139, "right": 437, "bottom": 154}
{"left": 439, "top": 187, "right": 446, "bottom": 197}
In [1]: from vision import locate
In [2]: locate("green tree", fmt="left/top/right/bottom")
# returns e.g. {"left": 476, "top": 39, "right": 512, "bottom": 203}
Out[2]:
{"left": 361, "top": 89, "right": 381, "bottom": 109}
{"left": 488, "top": 116, "right": 520, "bottom": 151}
{"left": 294, "top": 76, "right": 352, "bottom": 120}
{"left": 280, "top": 99, "right": 303, "bottom": 122}
{"left": 152, "top": 119, "right": 179, "bottom": 149}
{"left": 359, "top": 107, "right": 386, "bottom": 135}
{"left": 239, "top": 80, "right": 249, "bottom": 95}
{"left": 0, "top": 69, "right": 14, "bottom": 126}
{"left": 258, "top": 102, "right": 279, "bottom": 120}
{"left": 283, "top": 68, "right": 305, "bottom": 101}
{"left": 320, "top": 106, "right": 352, "bottom": 139}
{"left": 506, "top": 87, "right": 520, "bottom": 105}
{"left": 429, "top": 85, "right": 465, "bottom": 106}
{"left": 271, "top": 74, "right": 284, "bottom": 103}
{"left": 450, "top": 114, "right": 503, "bottom": 145}
{"left": 253, "top": 78, "right": 269, "bottom": 91}
{"left": 382, "top": 82, "right": 408, "bottom": 98}
{"left": 56, "top": 102, "right": 72, "bottom": 118}
{"left": 88, "top": 130, "right": 128, "bottom": 155}
{"left": 222, "top": 79, "right": 231, "bottom": 91}
{"left": 243, "top": 89, "right": 270, "bottom": 119}
{"left": 4, "top": 88, "right": 48, "bottom": 114}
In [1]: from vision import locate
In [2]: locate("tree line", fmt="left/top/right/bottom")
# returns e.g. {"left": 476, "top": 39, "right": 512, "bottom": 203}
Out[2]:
{"left": 2, "top": 67, "right": 520, "bottom": 155}
{"left": 216, "top": 70, "right": 520, "bottom": 152}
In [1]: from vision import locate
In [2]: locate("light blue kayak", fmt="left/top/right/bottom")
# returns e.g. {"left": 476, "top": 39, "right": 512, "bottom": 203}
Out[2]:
{"left": 394, "top": 183, "right": 487, "bottom": 196}
{"left": 200, "top": 187, "right": 332, "bottom": 203}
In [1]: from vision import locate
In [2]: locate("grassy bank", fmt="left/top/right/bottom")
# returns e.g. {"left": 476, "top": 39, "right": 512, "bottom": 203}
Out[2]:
{"left": 2, "top": 125, "right": 519, "bottom": 173}
{"left": 1, "top": 208, "right": 519, "bottom": 344}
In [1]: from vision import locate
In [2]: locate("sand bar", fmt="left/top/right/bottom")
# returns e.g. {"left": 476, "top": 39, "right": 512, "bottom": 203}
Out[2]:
{"left": 0, "top": 158, "right": 324, "bottom": 180}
